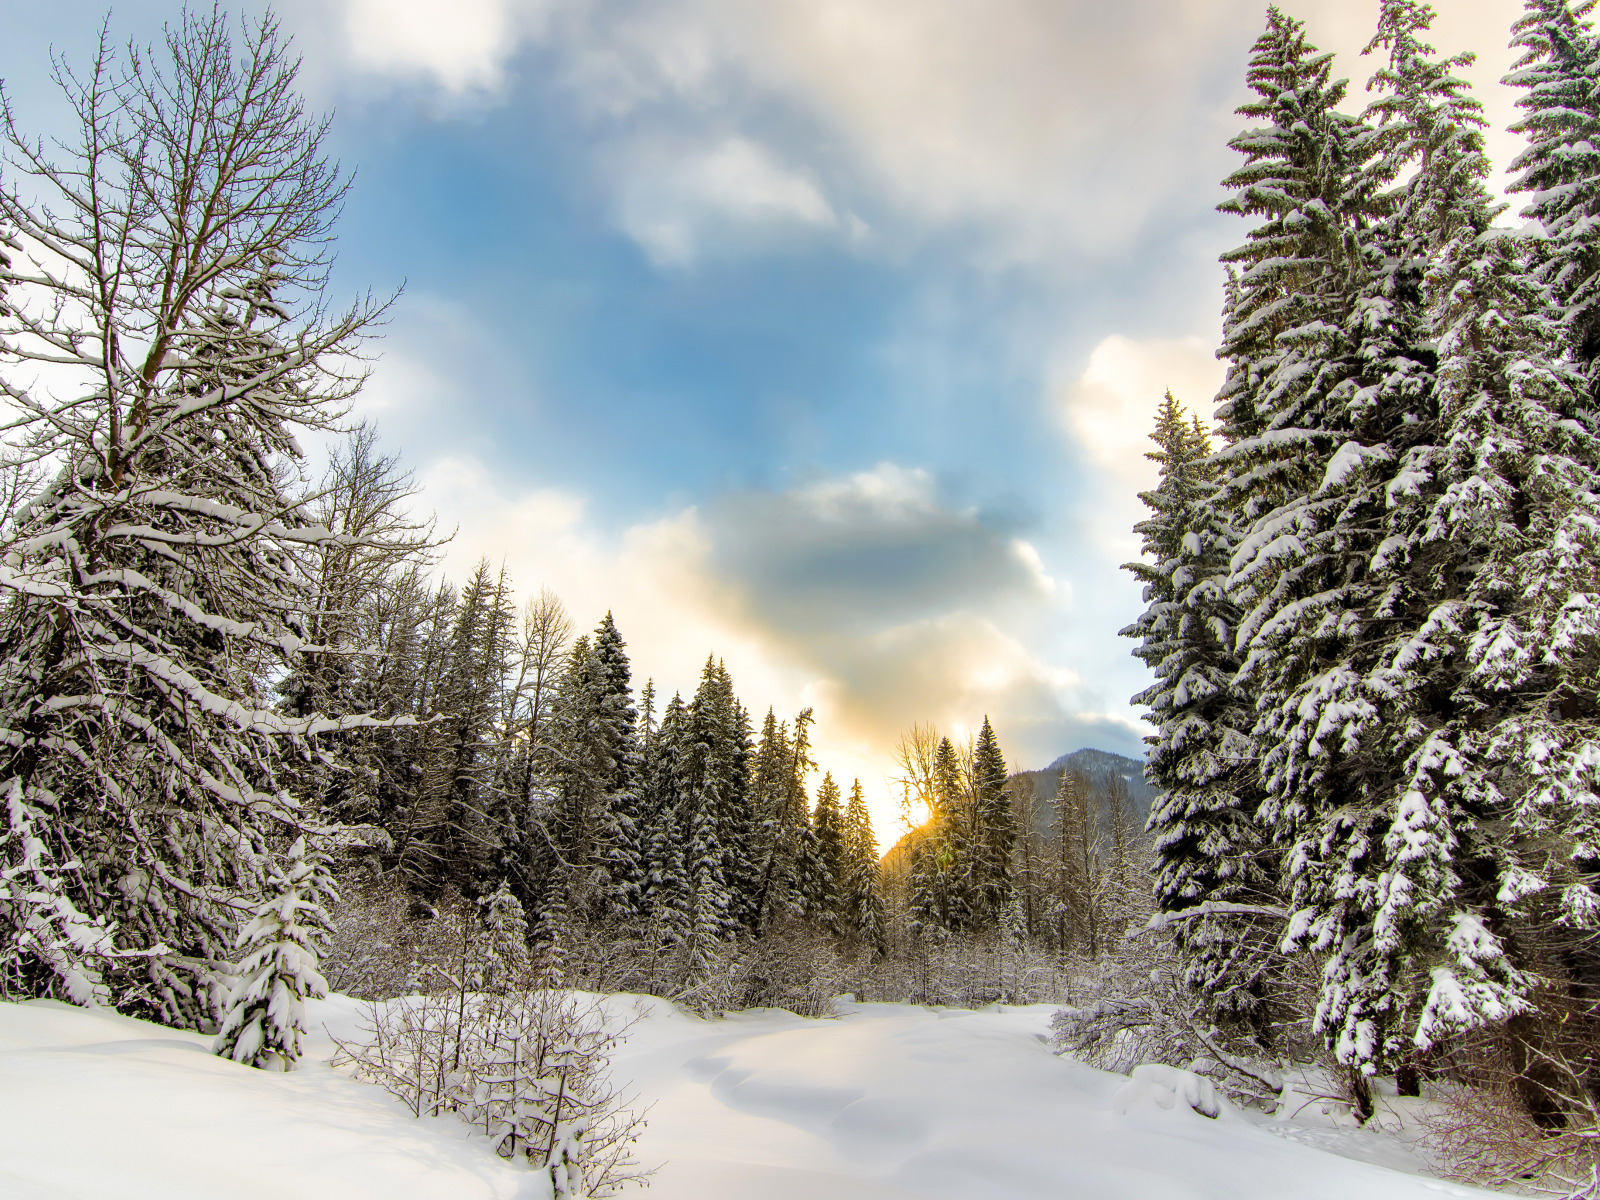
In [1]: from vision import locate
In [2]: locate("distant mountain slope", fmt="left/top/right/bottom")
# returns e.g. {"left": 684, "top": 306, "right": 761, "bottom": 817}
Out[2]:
{"left": 1011, "top": 746, "right": 1159, "bottom": 841}
{"left": 881, "top": 746, "right": 1159, "bottom": 869}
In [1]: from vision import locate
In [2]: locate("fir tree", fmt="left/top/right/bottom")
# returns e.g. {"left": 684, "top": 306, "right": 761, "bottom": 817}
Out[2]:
{"left": 842, "top": 780, "right": 887, "bottom": 953}
{"left": 971, "top": 717, "right": 1015, "bottom": 927}
{"left": 547, "top": 613, "right": 642, "bottom": 918}
{"left": 214, "top": 838, "right": 335, "bottom": 1070}
{"left": 753, "top": 707, "right": 822, "bottom": 931}
{"left": 639, "top": 693, "right": 692, "bottom": 944}
{"left": 1255, "top": 0, "right": 1600, "bottom": 1086}
{"left": 1506, "top": 0, "right": 1600, "bottom": 413}
{"left": 1124, "top": 394, "right": 1271, "bottom": 1018}
{"left": 812, "top": 773, "right": 846, "bottom": 933}
{"left": 0, "top": 13, "right": 390, "bottom": 1024}
{"left": 482, "top": 879, "right": 531, "bottom": 992}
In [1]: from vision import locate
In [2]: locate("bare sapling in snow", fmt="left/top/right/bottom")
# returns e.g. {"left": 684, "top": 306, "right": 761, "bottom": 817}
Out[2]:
{"left": 331, "top": 897, "right": 649, "bottom": 1197}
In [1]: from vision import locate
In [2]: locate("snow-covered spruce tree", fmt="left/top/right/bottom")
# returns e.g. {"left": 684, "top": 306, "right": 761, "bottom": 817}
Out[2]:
{"left": 811, "top": 772, "right": 846, "bottom": 933}
{"left": 1506, "top": 0, "right": 1600, "bottom": 416}
{"left": 0, "top": 12, "right": 389, "bottom": 1026}
{"left": 590, "top": 613, "right": 645, "bottom": 912}
{"left": 544, "top": 614, "right": 642, "bottom": 923}
{"left": 1254, "top": 0, "right": 1600, "bottom": 1105}
{"left": 638, "top": 691, "right": 691, "bottom": 944}
{"left": 214, "top": 836, "right": 336, "bottom": 1069}
{"left": 678, "top": 659, "right": 751, "bottom": 968}
{"left": 970, "top": 717, "right": 1015, "bottom": 929}
{"left": 1393, "top": 0, "right": 1600, "bottom": 1053}
{"left": 752, "top": 706, "right": 822, "bottom": 932}
{"left": 481, "top": 878, "right": 531, "bottom": 992}
{"left": 842, "top": 780, "right": 887, "bottom": 954}
{"left": 1124, "top": 392, "right": 1275, "bottom": 1026}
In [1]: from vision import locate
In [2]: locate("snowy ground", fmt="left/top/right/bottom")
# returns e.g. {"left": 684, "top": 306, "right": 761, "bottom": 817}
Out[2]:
{"left": 0, "top": 994, "right": 1500, "bottom": 1200}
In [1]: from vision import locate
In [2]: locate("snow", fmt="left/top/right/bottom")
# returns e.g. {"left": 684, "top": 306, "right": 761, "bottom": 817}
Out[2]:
{"left": 0, "top": 994, "right": 1500, "bottom": 1200}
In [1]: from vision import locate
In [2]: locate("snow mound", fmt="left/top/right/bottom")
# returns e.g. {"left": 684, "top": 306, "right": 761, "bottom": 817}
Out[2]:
{"left": 1112, "top": 1063, "right": 1224, "bottom": 1119}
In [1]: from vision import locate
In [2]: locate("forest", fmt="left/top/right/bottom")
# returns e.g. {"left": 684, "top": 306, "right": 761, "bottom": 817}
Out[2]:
{"left": 1, "top": 0, "right": 1599, "bottom": 1196}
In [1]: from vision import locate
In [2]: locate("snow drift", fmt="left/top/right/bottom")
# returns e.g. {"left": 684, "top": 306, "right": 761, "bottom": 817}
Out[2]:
{"left": 0, "top": 994, "right": 1497, "bottom": 1199}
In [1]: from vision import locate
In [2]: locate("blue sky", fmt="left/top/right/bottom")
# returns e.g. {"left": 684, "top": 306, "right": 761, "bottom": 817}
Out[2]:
{"left": 2, "top": 0, "right": 1527, "bottom": 841}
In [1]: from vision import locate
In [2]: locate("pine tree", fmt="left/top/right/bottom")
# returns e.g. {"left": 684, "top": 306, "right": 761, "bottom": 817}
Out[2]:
{"left": 910, "top": 736, "right": 978, "bottom": 934}
{"left": 639, "top": 692, "right": 693, "bottom": 944}
{"left": 841, "top": 780, "right": 887, "bottom": 953}
{"left": 1124, "top": 395, "right": 1274, "bottom": 1018}
{"left": 677, "top": 659, "right": 752, "bottom": 962}
{"left": 1506, "top": 0, "right": 1600, "bottom": 413}
{"left": 1213, "top": 6, "right": 1378, "bottom": 483}
{"left": 214, "top": 838, "right": 335, "bottom": 1069}
{"left": 1255, "top": 0, "right": 1600, "bottom": 1087}
{"left": 753, "top": 707, "right": 821, "bottom": 931}
{"left": 545, "top": 614, "right": 642, "bottom": 919}
{"left": 482, "top": 879, "right": 531, "bottom": 992}
{"left": 971, "top": 717, "right": 1015, "bottom": 927}
{"left": 811, "top": 773, "right": 846, "bottom": 933}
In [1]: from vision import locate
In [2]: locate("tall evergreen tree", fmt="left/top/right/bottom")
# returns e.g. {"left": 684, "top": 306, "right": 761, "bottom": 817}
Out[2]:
{"left": 1124, "top": 395, "right": 1273, "bottom": 1017}
{"left": 0, "top": 10, "right": 391, "bottom": 1022}
{"left": 1248, "top": 0, "right": 1600, "bottom": 1091}
{"left": 639, "top": 693, "right": 691, "bottom": 943}
{"left": 971, "top": 717, "right": 1015, "bottom": 928}
{"left": 812, "top": 773, "right": 846, "bottom": 933}
{"left": 753, "top": 707, "right": 822, "bottom": 931}
{"left": 1506, "top": 0, "right": 1600, "bottom": 414}
{"left": 842, "top": 780, "right": 887, "bottom": 953}
{"left": 546, "top": 613, "right": 642, "bottom": 919}
{"left": 679, "top": 658, "right": 750, "bottom": 963}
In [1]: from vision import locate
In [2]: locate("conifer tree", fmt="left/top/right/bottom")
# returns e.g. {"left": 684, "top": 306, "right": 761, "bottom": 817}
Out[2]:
{"left": 1124, "top": 395, "right": 1273, "bottom": 1017}
{"left": 546, "top": 614, "right": 642, "bottom": 919}
{"left": 639, "top": 693, "right": 691, "bottom": 943}
{"left": 1253, "top": 0, "right": 1600, "bottom": 1087}
{"left": 753, "top": 708, "right": 821, "bottom": 930}
{"left": 842, "top": 780, "right": 887, "bottom": 953}
{"left": 812, "top": 773, "right": 846, "bottom": 933}
{"left": 214, "top": 838, "right": 335, "bottom": 1070}
{"left": 971, "top": 717, "right": 1015, "bottom": 927}
{"left": 482, "top": 879, "right": 531, "bottom": 992}
{"left": 679, "top": 659, "right": 750, "bottom": 962}
{"left": 1506, "top": 0, "right": 1600, "bottom": 413}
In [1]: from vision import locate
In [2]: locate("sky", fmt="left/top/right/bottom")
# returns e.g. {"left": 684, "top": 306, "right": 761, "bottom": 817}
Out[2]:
{"left": 1, "top": 0, "right": 1529, "bottom": 846}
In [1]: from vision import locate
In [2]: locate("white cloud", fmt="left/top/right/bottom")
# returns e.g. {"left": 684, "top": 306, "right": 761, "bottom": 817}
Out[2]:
{"left": 322, "top": 0, "right": 1529, "bottom": 262}
{"left": 611, "top": 136, "right": 840, "bottom": 265}
{"left": 340, "top": 0, "right": 528, "bottom": 92}
{"left": 1059, "top": 334, "right": 1223, "bottom": 486}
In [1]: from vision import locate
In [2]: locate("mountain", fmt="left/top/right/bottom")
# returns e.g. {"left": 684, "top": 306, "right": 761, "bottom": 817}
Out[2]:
{"left": 1010, "top": 746, "right": 1158, "bottom": 841}
{"left": 880, "top": 747, "right": 1159, "bottom": 870}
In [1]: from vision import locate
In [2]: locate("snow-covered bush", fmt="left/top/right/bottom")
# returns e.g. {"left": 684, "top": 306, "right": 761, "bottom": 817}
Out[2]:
{"left": 333, "top": 985, "right": 649, "bottom": 1197}
{"left": 1050, "top": 931, "right": 1286, "bottom": 1108}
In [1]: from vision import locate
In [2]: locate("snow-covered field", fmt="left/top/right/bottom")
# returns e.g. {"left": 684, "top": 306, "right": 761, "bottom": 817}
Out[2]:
{"left": 0, "top": 994, "right": 1498, "bottom": 1200}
